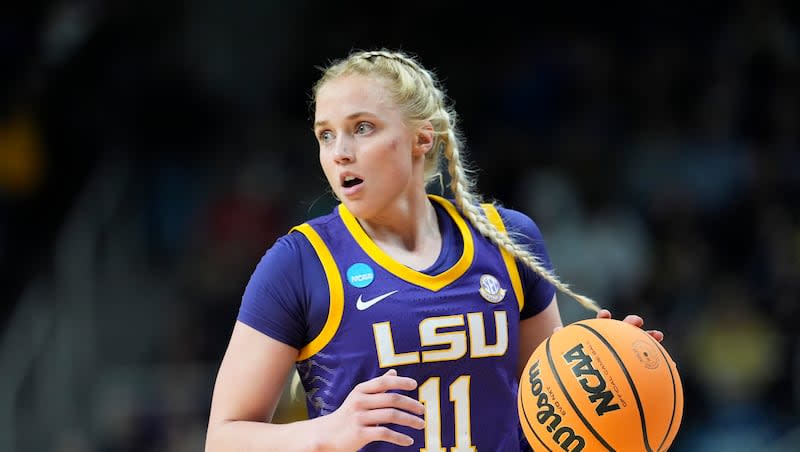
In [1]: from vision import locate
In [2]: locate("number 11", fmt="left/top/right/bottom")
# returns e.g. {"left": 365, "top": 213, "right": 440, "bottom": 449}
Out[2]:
{"left": 418, "top": 375, "right": 476, "bottom": 452}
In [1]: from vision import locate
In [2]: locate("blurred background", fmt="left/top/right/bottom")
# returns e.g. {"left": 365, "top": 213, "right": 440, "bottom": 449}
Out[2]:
{"left": 1, "top": 1, "right": 798, "bottom": 451}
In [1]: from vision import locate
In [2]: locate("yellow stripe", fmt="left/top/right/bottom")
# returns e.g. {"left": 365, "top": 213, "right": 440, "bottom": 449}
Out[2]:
{"left": 291, "top": 224, "right": 344, "bottom": 361}
{"left": 338, "top": 195, "right": 474, "bottom": 291}
{"left": 481, "top": 203, "right": 525, "bottom": 312}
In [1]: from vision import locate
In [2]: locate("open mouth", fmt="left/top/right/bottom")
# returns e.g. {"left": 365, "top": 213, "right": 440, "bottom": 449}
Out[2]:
{"left": 342, "top": 176, "right": 363, "bottom": 188}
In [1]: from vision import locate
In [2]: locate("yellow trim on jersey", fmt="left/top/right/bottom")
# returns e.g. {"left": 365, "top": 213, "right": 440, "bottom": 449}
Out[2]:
{"left": 338, "top": 195, "right": 474, "bottom": 292}
{"left": 291, "top": 224, "right": 344, "bottom": 361}
{"left": 481, "top": 203, "right": 525, "bottom": 312}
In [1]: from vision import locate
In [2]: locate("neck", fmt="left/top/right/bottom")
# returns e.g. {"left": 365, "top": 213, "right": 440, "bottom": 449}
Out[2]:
{"left": 360, "top": 192, "right": 438, "bottom": 250}
{"left": 357, "top": 192, "right": 442, "bottom": 270}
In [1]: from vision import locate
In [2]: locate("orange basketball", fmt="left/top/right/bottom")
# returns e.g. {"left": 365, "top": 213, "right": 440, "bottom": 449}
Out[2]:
{"left": 517, "top": 318, "right": 683, "bottom": 451}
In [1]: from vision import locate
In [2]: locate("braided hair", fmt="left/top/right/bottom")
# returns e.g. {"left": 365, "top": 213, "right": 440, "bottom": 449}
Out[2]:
{"left": 312, "top": 49, "right": 599, "bottom": 313}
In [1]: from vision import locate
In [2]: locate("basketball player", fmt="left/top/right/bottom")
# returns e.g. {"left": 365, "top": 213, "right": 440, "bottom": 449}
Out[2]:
{"left": 205, "top": 49, "right": 663, "bottom": 451}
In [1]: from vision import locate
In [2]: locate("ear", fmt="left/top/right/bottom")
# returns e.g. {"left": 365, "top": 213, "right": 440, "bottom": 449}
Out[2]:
{"left": 412, "top": 121, "right": 435, "bottom": 157}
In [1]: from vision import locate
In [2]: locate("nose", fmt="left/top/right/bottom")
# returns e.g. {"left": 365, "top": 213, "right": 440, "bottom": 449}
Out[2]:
{"left": 332, "top": 136, "right": 355, "bottom": 164}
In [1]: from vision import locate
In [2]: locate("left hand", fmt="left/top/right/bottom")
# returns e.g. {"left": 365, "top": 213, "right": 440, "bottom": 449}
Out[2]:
{"left": 596, "top": 308, "right": 664, "bottom": 342}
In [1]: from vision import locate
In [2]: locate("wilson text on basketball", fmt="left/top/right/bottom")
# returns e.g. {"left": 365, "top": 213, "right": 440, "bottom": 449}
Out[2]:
{"left": 528, "top": 360, "right": 586, "bottom": 451}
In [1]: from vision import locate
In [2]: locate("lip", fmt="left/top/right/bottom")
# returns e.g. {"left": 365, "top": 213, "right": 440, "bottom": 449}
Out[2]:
{"left": 339, "top": 172, "right": 365, "bottom": 198}
{"left": 339, "top": 171, "right": 363, "bottom": 187}
{"left": 341, "top": 181, "right": 364, "bottom": 198}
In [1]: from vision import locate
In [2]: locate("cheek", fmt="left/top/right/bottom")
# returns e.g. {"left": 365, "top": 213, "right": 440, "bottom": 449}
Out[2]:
{"left": 385, "top": 137, "right": 413, "bottom": 166}
{"left": 319, "top": 151, "right": 336, "bottom": 183}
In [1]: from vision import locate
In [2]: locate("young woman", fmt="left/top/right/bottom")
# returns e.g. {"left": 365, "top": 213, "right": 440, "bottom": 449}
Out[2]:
{"left": 205, "top": 49, "right": 662, "bottom": 451}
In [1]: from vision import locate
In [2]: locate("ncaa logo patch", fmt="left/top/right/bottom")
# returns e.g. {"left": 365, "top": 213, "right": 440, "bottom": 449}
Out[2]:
{"left": 347, "top": 262, "right": 375, "bottom": 288}
{"left": 479, "top": 274, "right": 506, "bottom": 303}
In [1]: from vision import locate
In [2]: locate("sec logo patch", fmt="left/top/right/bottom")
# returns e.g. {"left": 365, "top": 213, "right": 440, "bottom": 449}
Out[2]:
{"left": 479, "top": 274, "right": 506, "bottom": 303}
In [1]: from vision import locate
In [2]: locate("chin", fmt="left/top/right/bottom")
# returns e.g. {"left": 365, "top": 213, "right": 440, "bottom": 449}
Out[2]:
{"left": 341, "top": 198, "right": 379, "bottom": 220}
{"left": 342, "top": 200, "right": 368, "bottom": 217}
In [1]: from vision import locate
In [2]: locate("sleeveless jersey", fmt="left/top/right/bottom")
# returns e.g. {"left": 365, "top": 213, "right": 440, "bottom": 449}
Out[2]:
{"left": 292, "top": 195, "right": 526, "bottom": 451}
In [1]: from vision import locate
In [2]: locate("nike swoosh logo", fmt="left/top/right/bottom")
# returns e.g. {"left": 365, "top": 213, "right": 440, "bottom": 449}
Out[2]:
{"left": 356, "top": 290, "right": 399, "bottom": 311}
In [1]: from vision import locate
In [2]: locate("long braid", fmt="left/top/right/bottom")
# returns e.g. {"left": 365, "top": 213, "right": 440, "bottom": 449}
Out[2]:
{"left": 314, "top": 48, "right": 600, "bottom": 313}
{"left": 442, "top": 119, "right": 600, "bottom": 313}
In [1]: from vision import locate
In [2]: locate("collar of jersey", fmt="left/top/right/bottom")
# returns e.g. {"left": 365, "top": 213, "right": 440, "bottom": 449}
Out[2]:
{"left": 338, "top": 194, "right": 474, "bottom": 292}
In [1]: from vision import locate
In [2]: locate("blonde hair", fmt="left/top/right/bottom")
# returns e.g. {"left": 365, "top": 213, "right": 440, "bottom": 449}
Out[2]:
{"left": 313, "top": 49, "right": 599, "bottom": 313}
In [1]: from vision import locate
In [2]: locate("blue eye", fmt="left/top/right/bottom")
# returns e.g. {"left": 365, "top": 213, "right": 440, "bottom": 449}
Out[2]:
{"left": 318, "top": 130, "right": 333, "bottom": 143}
{"left": 355, "top": 122, "right": 373, "bottom": 134}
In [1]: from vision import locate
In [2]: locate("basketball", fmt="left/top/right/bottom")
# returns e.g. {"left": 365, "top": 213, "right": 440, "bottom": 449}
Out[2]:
{"left": 517, "top": 318, "right": 683, "bottom": 451}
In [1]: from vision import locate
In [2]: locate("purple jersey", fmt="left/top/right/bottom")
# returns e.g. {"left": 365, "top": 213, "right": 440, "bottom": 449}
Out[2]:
{"left": 290, "top": 196, "right": 529, "bottom": 451}
{"left": 238, "top": 200, "right": 555, "bottom": 349}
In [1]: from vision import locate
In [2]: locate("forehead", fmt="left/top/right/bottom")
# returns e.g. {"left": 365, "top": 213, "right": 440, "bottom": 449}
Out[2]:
{"left": 315, "top": 74, "right": 397, "bottom": 122}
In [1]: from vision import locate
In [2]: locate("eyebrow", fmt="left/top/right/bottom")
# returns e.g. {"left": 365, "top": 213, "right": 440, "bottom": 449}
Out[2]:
{"left": 313, "top": 111, "right": 376, "bottom": 128}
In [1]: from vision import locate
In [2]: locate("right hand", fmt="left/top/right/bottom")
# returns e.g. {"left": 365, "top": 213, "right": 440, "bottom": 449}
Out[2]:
{"left": 315, "top": 369, "right": 425, "bottom": 451}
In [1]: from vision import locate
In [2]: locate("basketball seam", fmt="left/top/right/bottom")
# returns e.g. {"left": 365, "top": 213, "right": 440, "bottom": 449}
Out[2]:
{"left": 546, "top": 336, "right": 616, "bottom": 451}
{"left": 519, "top": 390, "right": 554, "bottom": 451}
{"left": 648, "top": 335, "right": 679, "bottom": 452}
{"left": 575, "top": 323, "right": 653, "bottom": 452}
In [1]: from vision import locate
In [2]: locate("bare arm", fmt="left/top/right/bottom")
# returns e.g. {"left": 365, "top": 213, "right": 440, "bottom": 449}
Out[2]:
{"left": 206, "top": 321, "right": 318, "bottom": 451}
{"left": 205, "top": 321, "right": 425, "bottom": 452}
{"left": 517, "top": 295, "right": 562, "bottom": 379}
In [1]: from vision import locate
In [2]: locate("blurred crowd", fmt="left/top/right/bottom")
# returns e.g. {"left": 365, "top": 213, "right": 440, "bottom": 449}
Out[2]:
{"left": 1, "top": 1, "right": 798, "bottom": 451}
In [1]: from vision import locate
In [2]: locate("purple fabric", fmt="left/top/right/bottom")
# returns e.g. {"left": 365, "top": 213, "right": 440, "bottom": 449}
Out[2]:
{"left": 237, "top": 202, "right": 556, "bottom": 349}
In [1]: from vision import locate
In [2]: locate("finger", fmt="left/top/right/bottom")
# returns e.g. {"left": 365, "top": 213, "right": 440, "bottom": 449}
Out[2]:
{"left": 363, "top": 425, "right": 416, "bottom": 447}
{"left": 361, "top": 392, "right": 425, "bottom": 415}
{"left": 358, "top": 408, "right": 425, "bottom": 430}
{"left": 623, "top": 314, "right": 644, "bottom": 328}
{"left": 357, "top": 373, "right": 418, "bottom": 394}
{"left": 596, "top": 309, "right": 612, "bottom": 319}
{"left": 647, "top": 330, "right": 664, "bottom": 342}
